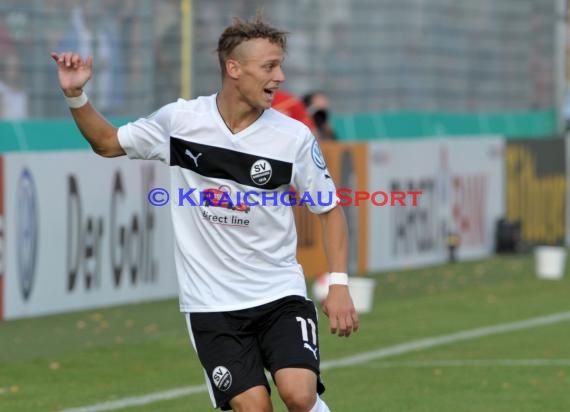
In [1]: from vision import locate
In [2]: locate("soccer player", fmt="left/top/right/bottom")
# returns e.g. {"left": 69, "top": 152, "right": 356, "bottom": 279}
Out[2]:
{"left": 51, "top": 12, "right": 358, "bottom": 412}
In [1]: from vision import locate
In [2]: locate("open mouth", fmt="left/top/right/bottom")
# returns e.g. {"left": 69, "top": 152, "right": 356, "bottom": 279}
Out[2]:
{"left": 264, "top": 88, "right": 276, "bottom": 100}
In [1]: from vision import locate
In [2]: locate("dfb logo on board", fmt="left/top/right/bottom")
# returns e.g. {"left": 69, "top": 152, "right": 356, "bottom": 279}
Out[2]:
{"left": 212, "top": 366, "right": 232, "bottom": 391}
{"left": 17, "top": 168, "right": 39, "bottom": 301}
{"left": 250, "top": 159, "right": 272, "bottom": 185}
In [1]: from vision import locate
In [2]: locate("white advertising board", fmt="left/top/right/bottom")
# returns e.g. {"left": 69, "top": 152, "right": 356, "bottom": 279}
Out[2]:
{"left": 367, "top": 137, "right": 504, "bottom": 271}
{"left": 3, "top": 151, "right": 176, "bottom": 319}
{"left": 447, "top": 138, "right": 505, "bottom": 260}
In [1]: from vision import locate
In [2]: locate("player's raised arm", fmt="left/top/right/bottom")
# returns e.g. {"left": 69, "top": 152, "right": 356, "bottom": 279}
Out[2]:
{"left": 50, "top": 51, "right": 125, "bottom": 158}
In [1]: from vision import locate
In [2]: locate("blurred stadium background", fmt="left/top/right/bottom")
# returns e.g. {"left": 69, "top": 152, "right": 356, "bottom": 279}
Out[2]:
{"left": 1, "top": 1, "right": 570, "bottom": 411}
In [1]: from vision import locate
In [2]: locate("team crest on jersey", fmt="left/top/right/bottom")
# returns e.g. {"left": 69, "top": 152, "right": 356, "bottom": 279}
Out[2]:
{"left": 250, "top": 159, "right": 272, "bottom": 185}
{"left": 212, "top": 366, "right": 232, "bottom": 391}
{"left": 311, "top": 139, "right": 327, "bottom": 170}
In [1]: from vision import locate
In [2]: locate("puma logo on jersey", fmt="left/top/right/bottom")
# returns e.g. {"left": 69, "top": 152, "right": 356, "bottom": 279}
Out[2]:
{"left": 185, "top": 149, "right": 202, "bottom": 167}
{"left": 303, "top": 343, "right": 318, "bottom": 360}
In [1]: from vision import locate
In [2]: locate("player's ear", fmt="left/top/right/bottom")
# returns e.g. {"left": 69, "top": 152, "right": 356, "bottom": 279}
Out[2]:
{"left": 226, "top": 58, "right": 241, "bottom": 80}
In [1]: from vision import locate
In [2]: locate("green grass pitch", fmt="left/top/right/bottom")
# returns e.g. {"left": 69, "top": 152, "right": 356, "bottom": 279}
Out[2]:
{"left": 1, "top": 254, "right": 569, "bottom": 411}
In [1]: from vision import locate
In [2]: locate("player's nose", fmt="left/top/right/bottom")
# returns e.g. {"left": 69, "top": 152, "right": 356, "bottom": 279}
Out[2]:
{"left": 274, "top": 66, "right": 285, "bottom": 83}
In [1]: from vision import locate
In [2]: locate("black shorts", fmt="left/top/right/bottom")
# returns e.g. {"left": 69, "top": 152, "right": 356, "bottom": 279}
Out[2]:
{"left": 186, "top": 296, "right": 326, "bottom": 410}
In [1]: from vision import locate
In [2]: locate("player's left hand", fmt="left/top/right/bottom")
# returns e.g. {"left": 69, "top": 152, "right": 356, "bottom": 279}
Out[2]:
{"left": 322, "top": 285, "right": 359, "bottom": 337}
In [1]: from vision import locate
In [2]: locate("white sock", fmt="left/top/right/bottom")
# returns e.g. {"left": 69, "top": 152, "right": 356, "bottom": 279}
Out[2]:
{"left": 309, "top": 395, "right": 331, "bottom": 412}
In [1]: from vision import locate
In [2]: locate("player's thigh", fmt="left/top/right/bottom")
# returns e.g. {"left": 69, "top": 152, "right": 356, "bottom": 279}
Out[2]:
{"left": 187, "top": 312, "right": 269, "bottom": 411}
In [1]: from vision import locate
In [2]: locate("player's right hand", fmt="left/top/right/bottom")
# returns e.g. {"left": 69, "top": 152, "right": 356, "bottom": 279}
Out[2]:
{"left": 50, "top": 52, "right": 93, "bottom": 97}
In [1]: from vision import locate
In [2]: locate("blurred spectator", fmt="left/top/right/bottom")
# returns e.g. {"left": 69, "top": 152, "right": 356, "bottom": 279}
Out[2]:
{"left": 319, "top": 21, "right": 356, "bottom": 108}
{"left": 302, "top": 91, "right": 337, "bottom": 141}
{"left": 272, "top": 89, "right": 316, "bottom": 131}
{"left": 43, "top": 0, "right": 68, "bottom": 52}
{"left": 0, "top": 51, "right": 28, "bottom": 119}
{"left": 57, "top": 6, "right": 93, "bottom": 86}
{"left": 120, "top": 0, "right": 152, "bottom": 115}
{"left": 97, "top": 0, "right": 125, "bottom": 114}
{"left": 54, "top": 4, "right": 123, "bottom": 116}
{"left": 0, "top": 14, "right": 14, "bottom": 55}
{"left": 154, "top": 0, "right": 181, "bottom": 107}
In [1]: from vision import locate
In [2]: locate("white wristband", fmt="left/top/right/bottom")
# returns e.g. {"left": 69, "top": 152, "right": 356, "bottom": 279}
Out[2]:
{"left": 65, "top": 92, "right": 88, "bottom": 109}
{"left": 329, "top": 272, "right": 349, "bottom": 285}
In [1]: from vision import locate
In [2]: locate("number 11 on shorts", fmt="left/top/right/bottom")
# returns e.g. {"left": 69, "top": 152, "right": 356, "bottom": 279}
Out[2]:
{"left": 296, "top": 317, "right": 317, "bottom": 345}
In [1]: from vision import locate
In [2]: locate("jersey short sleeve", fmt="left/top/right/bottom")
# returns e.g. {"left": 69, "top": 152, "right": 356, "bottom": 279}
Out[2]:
{"left": 117, "top": 102, "right": 176, "bottom": 163}
{"left": 292, "top": 131, "right": 339, "bottom": 214}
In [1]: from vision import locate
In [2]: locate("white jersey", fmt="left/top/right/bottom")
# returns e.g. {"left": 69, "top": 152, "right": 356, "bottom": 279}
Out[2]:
{"left": 118, "top": 94, "right": 338, "bottom": 312}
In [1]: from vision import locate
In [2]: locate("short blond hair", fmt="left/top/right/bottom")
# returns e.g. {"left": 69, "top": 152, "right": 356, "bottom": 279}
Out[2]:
{"left": 216, "top": 11, "right": 288, "bottom": 76}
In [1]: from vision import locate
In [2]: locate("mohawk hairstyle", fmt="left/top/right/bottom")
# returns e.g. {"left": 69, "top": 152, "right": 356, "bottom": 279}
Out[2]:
{"left": 216, "top": 10, "right": 288, "bottom": 76}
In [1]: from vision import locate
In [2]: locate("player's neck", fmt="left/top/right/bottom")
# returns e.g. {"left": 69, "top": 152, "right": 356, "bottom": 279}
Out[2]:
{"left": 216, "top": 90, "right": 264, "bottom": 135}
